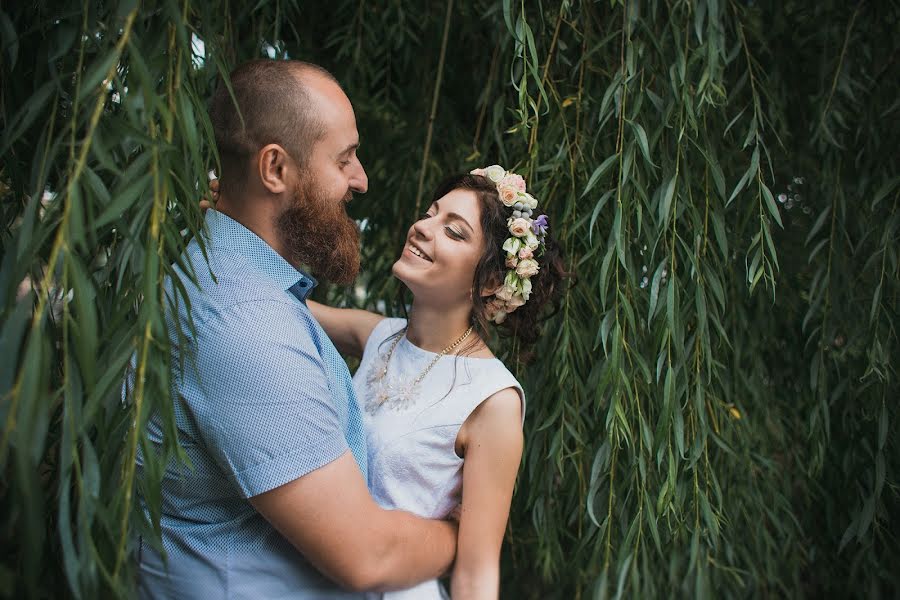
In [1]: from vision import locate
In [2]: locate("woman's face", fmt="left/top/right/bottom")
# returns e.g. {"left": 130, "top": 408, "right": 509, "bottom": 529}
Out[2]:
{"left": 392, "top": 188, "right": 486, "bottom": 307}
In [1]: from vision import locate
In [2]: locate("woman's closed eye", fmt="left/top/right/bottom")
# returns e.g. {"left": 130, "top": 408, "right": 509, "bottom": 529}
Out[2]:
{"left": 445, "top": 226, "right": 465, "bottom": 240}
{"left": 419, "top": 210, "right": 465, "bottom": 239}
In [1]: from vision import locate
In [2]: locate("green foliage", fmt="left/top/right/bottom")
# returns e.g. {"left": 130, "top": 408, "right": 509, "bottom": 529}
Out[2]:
{"left": 1, "top": 1, "right": 897, "bottom": 598}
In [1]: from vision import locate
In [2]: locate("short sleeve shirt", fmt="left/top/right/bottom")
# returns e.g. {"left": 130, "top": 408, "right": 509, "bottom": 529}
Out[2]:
{"left": 135, "top": 210, "right": 368, "bottom": 599}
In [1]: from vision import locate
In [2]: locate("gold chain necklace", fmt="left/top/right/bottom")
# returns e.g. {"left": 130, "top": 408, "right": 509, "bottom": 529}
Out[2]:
{"left": 365, "top": 326, "right": 474, "bottom": 414}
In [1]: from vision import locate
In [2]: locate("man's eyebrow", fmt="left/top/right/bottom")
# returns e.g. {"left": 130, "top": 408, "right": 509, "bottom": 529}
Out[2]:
{"left": 433, "top": 201, "right": 474, "bottom": 233}
{"left": 337, "top": 142, "right": 359, "bottom": 157}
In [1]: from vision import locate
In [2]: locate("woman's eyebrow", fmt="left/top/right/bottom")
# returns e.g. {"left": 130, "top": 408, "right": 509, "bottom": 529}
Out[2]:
{"left": 446, "top": 213, "right": 473, "bottom": 233}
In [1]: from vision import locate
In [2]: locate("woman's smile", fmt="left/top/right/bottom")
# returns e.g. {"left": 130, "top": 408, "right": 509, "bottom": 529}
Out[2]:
{"left": 404, "top": 241, "right": 433, "bottom": 262}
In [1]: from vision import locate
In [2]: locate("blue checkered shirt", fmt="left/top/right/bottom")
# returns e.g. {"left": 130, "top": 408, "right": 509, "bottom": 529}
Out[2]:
{"left": 136, "top": 210, "right": 368, "bottom": 599}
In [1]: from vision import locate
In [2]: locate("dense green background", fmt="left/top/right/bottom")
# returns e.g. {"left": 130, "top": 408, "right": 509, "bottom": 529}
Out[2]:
{"left": 1, "top": 1, "right": 898, "bottom": 598}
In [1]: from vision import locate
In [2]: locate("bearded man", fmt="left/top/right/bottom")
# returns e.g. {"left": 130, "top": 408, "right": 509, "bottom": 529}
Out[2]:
{"left": 135, "top": 59, "right": 457, "bottom": 599}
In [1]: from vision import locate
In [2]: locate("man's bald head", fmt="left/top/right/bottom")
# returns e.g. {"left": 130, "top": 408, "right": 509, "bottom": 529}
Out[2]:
{"left": 209, "top": 59, "right": 340, "bottom": 196}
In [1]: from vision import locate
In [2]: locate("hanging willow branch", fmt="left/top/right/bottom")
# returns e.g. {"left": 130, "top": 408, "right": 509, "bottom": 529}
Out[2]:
{"left": 0, "top": 1, "right": 897, "bottom": 599}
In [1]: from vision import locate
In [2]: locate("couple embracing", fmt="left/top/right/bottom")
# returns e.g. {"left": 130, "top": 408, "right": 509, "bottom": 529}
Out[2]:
{"left": 135, "top": 59, "right": 565, "bottom": 599}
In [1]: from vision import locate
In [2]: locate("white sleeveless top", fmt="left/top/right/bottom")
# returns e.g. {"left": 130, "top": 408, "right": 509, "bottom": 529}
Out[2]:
{"left": 353, "top": 318, "right": 524, "bottom": 600}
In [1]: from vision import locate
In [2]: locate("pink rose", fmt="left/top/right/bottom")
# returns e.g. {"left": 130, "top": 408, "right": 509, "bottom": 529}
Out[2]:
{"left": 470, "top": 168, "right": 486, "bottom": 177}
{"left": 506, "top": 294, "right": 526, "bottom": 309}
{"left": 495, "top": 283, "right": 517, "bottom": 302}
{"left": 516, "top": 258, "right": 540, "bottom": 278}
{"left": 505, "top": 255, "right": 519, "bottom": 268}
{"left": 484, "top": 298, "right": 506, "bottom": 323}
{"left": 498, "top": 185, "right": 519, "bottom": 207}
{"left": 501, "top": 173, "right": 526, "bottom": 193}
{"left": 518, "top": 247, "right": 533, "bottom": 260}
{"left": 508, "top": 217, "right": 531, "bottom": 237}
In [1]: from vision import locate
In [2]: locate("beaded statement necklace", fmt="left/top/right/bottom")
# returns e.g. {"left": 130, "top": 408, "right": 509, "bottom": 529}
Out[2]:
{"left": 365, "top": 326, "right": 473, "bottom": 414}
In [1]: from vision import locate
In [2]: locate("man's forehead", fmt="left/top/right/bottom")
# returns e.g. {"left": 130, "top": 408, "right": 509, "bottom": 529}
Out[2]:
{"left": 294, "top": 68, "right": 348, "bottom": 104}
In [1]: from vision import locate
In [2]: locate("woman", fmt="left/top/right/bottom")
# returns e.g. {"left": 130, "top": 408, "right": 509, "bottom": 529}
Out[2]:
{"left": 308, "top": 165, "right": 566, "bottom": 599}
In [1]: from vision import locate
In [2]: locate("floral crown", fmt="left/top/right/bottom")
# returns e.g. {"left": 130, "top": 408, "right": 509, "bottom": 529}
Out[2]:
{"left": 469, "top": 164, "right": 549, "bottom": 324}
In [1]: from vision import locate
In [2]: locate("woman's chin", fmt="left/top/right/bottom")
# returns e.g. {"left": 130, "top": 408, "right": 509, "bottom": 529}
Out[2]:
{"left": 391, "top": 260, "right": 413, "bottom": 286}
{"left": 392, "top": 262, "right": 428, "bottom": 295}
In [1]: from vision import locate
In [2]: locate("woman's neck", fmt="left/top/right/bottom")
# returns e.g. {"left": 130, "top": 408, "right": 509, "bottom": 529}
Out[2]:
{"left": 405, "top": 302, "right": 475, "bottom": 353}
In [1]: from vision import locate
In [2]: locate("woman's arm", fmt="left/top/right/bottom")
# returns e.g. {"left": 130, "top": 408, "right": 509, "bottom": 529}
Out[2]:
{"left": 306, "top": 300, "right": 384, "bottom": 358}
{"left": 451, "top": 388, "right": 524, "bottom": 600}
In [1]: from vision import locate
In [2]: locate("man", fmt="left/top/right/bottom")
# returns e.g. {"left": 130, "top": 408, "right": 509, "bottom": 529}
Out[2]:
{"left": 135, "top": 59, "right": 456, "bottom": 598}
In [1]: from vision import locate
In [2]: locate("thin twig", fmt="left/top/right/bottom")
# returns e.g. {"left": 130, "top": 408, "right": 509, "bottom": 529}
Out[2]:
{"left": 821, "top": 1, "right": 863, "bottom": 123}
{"left": 526, "top": 3, "right": 566, "bottom": 161}
{"left": 413, "top": 0, "right": 454, "bottom": 216}
{"left": 471, "top": 38, "right": 501, "bottom": 154}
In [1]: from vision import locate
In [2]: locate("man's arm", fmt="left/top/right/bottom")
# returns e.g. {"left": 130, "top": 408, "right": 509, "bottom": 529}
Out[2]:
{"left": 195, "top": 297, "right": 455, "bottom": 591}
{"left": 251, "top": 451, "right": 457, "bottom": 592}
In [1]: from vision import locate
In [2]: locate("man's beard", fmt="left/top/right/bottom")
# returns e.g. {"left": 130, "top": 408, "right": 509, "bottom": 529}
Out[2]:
{"left": 276, "top": 177, "right": 361, "bottom": 285}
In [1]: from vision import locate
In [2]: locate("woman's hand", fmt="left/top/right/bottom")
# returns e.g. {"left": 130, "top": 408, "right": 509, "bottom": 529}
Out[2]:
{"left": 200, "top": 175, "right": 219, "bottom": 211}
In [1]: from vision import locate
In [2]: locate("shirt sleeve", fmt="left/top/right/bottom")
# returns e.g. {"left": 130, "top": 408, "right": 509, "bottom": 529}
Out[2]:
{"left": 190, "top": 297, "right": 349, "bottom": 498}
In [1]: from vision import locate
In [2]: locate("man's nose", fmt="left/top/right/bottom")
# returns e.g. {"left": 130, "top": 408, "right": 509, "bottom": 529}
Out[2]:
{"left": 350, "top": 160, "right": 368, "bottom": 194}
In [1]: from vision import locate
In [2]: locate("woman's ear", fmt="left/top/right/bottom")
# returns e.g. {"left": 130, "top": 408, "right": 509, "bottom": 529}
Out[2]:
{"left": 480, "top": 272, "right": 503, "bottom": 298}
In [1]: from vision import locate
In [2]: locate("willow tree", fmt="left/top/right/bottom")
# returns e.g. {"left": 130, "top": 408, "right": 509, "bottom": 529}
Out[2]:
{"left": 1, "top": 1, "right": 897, "bottom": 598}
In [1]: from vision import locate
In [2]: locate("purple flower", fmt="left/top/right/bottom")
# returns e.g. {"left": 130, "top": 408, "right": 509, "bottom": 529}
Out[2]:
{"left": 532, "top": 214, "right": 549, "bottom": 236}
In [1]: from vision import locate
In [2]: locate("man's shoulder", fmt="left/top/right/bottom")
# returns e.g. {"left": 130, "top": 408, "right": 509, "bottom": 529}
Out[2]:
{"left": 168, "top": 240, "right": 313, "bottom": 336}
{"left": 177, "top": 239, "right": 291, "bottom": 303}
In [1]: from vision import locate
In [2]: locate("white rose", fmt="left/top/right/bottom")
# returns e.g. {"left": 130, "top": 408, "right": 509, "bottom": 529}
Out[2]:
{"left": 516, "top": 258, "right": 540, "bottom": 278}
{"left": 502, "top": 237, "right": 522, "bottom": 255}
{"left": 484, "top": 165, "right": 506, "bottom": 183}
{"left": 524, "top": 231, "right": 540, "bottom": 249}
{"left": 521, "top": 278, "right": 533, "bottom": 300}
{"left": 523, "top": 193, "right": 539, "bottom": 209}
{"left": 509, "top": 217, "right": 531, "bottom": 237}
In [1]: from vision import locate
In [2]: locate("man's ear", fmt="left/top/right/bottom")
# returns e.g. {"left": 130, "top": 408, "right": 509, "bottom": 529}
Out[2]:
{"left": 257, "top": 144, "right": 294, "bottom": 194}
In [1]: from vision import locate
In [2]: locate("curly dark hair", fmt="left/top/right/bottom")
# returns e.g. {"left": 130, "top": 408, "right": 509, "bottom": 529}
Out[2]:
{"left": 426, "top": 173, "right": 569, "bottom": 358}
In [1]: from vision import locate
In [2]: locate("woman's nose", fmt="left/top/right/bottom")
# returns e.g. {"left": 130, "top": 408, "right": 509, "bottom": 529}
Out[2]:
{"left": 412, "top": 218, "right": 434, "bottom": 240}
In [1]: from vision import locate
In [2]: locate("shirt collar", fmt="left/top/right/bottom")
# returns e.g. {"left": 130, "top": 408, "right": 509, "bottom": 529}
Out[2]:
{"left": 205, "top": 210, "right": 318, "bottom": 300}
